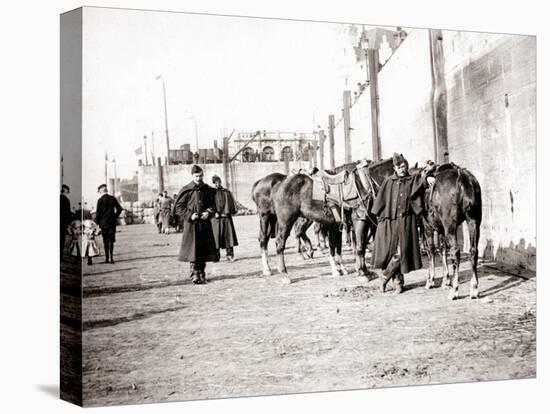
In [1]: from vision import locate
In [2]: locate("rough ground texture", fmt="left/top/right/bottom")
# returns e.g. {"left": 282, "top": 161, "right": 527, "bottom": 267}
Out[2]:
{"left": 73, "top": 215, "right": 535, "bottom": 406}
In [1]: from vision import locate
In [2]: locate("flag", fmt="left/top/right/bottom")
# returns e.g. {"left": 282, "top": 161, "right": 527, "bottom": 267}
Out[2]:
{"left": 135, "top": 146, "right": 143, "bottom": 155}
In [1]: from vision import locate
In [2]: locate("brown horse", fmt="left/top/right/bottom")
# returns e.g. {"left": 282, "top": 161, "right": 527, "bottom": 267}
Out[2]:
{"left": 251, "top": 173, "right": 317, "bottom": 276}
{"left": 268, "top": 159, "right": 399, "bottom": 280}
{"left": 417, "top": 163, "right": 482, "bottom": 300}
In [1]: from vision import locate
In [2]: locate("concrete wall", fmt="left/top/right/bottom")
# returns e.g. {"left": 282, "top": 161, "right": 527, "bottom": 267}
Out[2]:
{"left": 442, "top": 33, "right": 536, "bottom": 270}
{"left": 138, "top": 160, "right": 311, "bottom": 209}
{"left": 338, "top": 29, "right": 536, "bottom": 270}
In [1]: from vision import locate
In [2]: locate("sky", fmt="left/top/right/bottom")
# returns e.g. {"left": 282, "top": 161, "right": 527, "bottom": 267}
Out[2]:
{"left": 79, "top": 8, "right": 374, "bottom": 203}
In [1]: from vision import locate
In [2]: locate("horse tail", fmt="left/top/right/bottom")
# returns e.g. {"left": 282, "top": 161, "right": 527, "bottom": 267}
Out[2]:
{"left": 457, "top": 168, "right": 482, "bottom": 222}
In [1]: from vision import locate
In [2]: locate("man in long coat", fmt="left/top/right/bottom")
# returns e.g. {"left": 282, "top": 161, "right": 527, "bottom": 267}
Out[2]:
{"left": 172, "top": 165, "right": 219, "bottom": 284}
{"left": 60, "top": 184, "right": 72, "bottom": 258}
{"left": 371, "top": 153, "right": 426, "bottom": 293}
{"left": 95, "top": 184, "right": 123, "bottom": 264}
{"left": 211, "top": 175, "right": 239, "bottom": 261}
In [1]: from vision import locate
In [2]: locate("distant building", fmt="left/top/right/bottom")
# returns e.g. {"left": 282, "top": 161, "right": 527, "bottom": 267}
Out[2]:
{"left": 228, "top": 130, "right": 318, "bottom": 163}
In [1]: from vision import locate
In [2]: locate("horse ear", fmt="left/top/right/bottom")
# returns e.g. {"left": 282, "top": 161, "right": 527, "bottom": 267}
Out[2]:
{"left": 414, "top": 162, "right": 418, "bottom": 168}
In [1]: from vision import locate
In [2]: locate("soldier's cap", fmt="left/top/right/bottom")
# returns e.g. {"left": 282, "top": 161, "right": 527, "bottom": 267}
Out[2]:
{"left": 61, "top": 184, "right": 70, "bottom": 191}
{"left": 97, "top": 183, "right": 107, "bottom": 191}
{"left": 392, "top": 153, "right": 408, "bottom": 166}
{"left": 212, "top": 175, "right": 222, "bottom": 183}
{"left": 191, "top": 164, "right": 203, "bottom": 174}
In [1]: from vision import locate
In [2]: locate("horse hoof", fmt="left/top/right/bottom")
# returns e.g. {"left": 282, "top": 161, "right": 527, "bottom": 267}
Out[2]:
{"left": 470, "top": 288, "right": 479, "bottom": 299}
{"left": 281, "top": 276, "right": 292, "bottom": 284}
{"left": 356, "top": 268, "right": 366, "bottom": 277}
{"left": 332, "top": 270, "right": 340, "bottom": 277}
{"left": 263, "top": 269, "right": 272, "bottom": 277}
{"left": 340, "top": 268, "right": 348, "bottom": 276}
{"left": 425, "top": 280, "right": 435, "bottom": 290}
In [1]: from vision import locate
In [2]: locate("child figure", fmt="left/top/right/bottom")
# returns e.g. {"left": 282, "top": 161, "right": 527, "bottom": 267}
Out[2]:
{"left": 81, "top": 219, "right": 101, "bottom": 265}
{"left": 67, "top": 219, "right": 82, "bottom": 260}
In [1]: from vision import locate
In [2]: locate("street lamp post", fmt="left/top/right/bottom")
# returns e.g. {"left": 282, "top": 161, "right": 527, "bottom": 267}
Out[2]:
{"left": 155, "top": 75, "right": 171, "bottom": 165}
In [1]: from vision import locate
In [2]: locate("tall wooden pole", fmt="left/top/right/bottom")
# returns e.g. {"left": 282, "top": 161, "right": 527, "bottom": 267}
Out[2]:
{"left": 159, "top": 76, "right": 171, "bottom": 165}
{"left": 151, "top": 131, "right": 156, "bottom": 166}
{"left": 343, "top": 90, "right": 352, "bottom": 163}
{"left": 318, "top": 129, "right": 325, "bottom": 170}
{"left": 328, "top": 115, "right": 335, "bottom": 169}
{"left": 143, "top": 135, "right": 149, "bottom": 166}
{"left": 222, "top": 137, "right": 230, "bottom": 191}
{"left": 368, "top": 48, "right": 381, "bottom": 161}
{"left": 312, "top": 138, "right": 318, "bottom": 168}
{"left": 429, "top": 29, "right": 449, "bottom": 164}
{"left": 157, "top": 157, "right": 164, "bottom": 193}
{"left": 104, "top": 153, "right": 108, "bottom": 186}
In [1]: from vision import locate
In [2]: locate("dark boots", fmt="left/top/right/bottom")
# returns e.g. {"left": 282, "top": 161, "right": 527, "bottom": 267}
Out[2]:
{"left": 190, "top": 263, "right": 207, "bottom": 284}
{"left": 380, "top": 256, "right": 404, "bottom": 294}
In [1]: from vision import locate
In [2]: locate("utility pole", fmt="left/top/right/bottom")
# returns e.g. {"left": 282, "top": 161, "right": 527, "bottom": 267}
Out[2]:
{"left": 318, "top": 129, "right": 325, "bottom": 170}
{"left": 156, "top": 75, "right": 171, "bottom": 165}
{"left": 104, "top": 152, "right": 108, "bottom": 185}
{"left": 223, "top": 137, "right": 229, "bottom": 190}
{"left": 151, "top": 131, "right": 156, "bottom": 166}
{"left": 367, "top": 48, "right": 381, "bottom": 161}
{"left": 144, "top": 135, "right": 149, "bottom": 166}
{"left": 328, "top": 115, "right": 335, "bottom": 169}
{"left": 343, "top": 90, "right": 352, "bottom": 163}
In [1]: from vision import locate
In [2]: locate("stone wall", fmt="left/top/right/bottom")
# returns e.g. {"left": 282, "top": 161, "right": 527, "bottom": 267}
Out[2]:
{"left": 138, "top": 160, "right": 310, "bottom": 210}
{"left": 330, "top": 29, "right": 536, "bottom": 270}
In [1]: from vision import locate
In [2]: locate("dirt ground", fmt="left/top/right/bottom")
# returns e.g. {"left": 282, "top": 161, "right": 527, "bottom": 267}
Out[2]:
{"left": 76, "top": 215, "right": 536, "bottom": 406}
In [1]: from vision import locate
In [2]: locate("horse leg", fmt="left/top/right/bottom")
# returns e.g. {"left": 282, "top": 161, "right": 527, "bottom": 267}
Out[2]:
{"left": 335, "top": 224, "right": 348, "bottom": 275}
{"left": 440, "top": 233, "right": 451, "bottom": 287}
{"left": 327, "top": 224, "right": 342, "bottom": 276}
{"left": 275, "top": 216, "right": 296, "bottom": 282}
{"left": 447, "top": 230, "right": 461, "bottom": 300}
{"left": 259, "top": 214, "right": 273, "bottom": 276}
{"left": 353, "top": 219, "right": 367, "bottom": 276}
{"left": 298, "top": 219, "right": 315, "bottom": 259}
{"left": 424, "top": 229, "right": 437, "bottom": 289}
{"left": 468, "top": 219, "right": 481, "bottom": 299}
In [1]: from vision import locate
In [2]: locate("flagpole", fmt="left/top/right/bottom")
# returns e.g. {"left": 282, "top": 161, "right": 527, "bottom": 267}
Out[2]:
{"left": 104, "top": 153, "right": 108, "bottom": 185}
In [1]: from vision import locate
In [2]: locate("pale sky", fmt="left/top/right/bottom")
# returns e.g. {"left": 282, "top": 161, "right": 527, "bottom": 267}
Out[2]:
{"left": 80, "top": 8, "right": 371, "bottom": 203}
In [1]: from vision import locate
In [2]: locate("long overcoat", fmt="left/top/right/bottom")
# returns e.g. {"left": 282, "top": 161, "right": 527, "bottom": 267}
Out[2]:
{"left": 173, "top": 182, "right": 220, "bottom": 263}
{"left": 371, "top": 172, "right": 426, "bottom": 273}
{"left": 211, "top": 187, "right": 239, "bottom": 249}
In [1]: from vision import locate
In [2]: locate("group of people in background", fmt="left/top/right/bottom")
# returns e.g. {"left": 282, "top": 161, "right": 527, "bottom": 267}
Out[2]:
{"left": 60, "top": 183, "right": 123, "bottom": 265}
{"left": 60, "top": 166, "right": 239, "bottom": 282}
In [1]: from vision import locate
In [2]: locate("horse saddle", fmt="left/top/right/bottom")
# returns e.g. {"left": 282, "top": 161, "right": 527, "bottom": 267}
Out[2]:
{"left": 319, "top": 169, "right": 348, "bottom": 185}
{"left": 312, "top": 170, "right": 359, "bottom": 206}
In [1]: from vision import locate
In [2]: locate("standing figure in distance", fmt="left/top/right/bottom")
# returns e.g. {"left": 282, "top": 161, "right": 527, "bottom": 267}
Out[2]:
{"left": 211, "top": 175, "right": 239, "bottom": 261}
{"left": 158, "top": 191, "right": 173, "bottom": 234}
{"left": 153, "top": 194, "right": 162, "bottom": 233}
{"left": 172, "top": 165, "right": 219, "bottom": 284}
{"left": 95, "top": 184, "right": 123, "bottom": 264}
{"left": 371, "top": 153, "right": 426, "bottom": 294}
{"left": 60, "top": 184, "right": 72, "bottom": 258}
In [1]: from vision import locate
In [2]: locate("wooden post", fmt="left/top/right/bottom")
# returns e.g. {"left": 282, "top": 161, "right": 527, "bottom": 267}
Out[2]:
{"left": 222, "top": 137, "right": 230, "bottom": 191}
{"left": 312, "top": 138, "right": 318, "bottom": 168}
{"left": 143, "top": 135, "right": 149, "bottom": 166}
{"left": 157, "top": 157, "right": 164, "bottom": 193}
{"left": 368, "top": 48, "right": 381, "bottom": 161}
{"left": 328, "top": 114, "right": 335, "bottom": 169}
{"left": 318, "top": 130, "right": 325, "bottom": 170}
{"left": 429, "top": 29, "right": 449, "bottom": 164}
{"left": 343, "top": 90, "right": 352, "bottom": 163}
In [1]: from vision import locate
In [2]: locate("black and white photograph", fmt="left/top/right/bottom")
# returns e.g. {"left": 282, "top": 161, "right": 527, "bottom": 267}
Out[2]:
{"left": 57, "top": 6, "right": 538, "bottom": 407}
